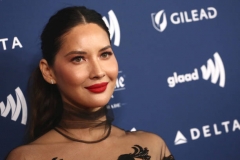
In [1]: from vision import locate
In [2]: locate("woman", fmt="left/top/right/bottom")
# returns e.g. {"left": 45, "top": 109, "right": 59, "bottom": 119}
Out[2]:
{"left": 7, "top": 6, "right": 174, "bottom": 160}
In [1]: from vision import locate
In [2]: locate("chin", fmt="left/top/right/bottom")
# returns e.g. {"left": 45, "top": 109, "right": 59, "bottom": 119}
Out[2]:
{"left": 87, "top": 92, "right": 113, "bottom": 106}
{"left": 88, "top": 99, "right": 110, "bottom": 108}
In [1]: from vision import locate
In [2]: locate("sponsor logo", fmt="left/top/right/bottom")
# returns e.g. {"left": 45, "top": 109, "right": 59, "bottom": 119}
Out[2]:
{"left": 0, "top": 37, "right": 23, "bottom": 50}
{"left": 201, "top": 53, "right": 225, "bottom": 87}
{"left": 152, "top": 7, "right": 217, "bottom": 32}
{"left": 115, "top": 71, "right": 126, "bottom": 91}
{"left": 174, "top": 119, "right": 240, "bottom": 145}
{"left": 131, "top": 127, "right": 137, "bottom": 132}
{"left": 0, "top": 87, "right": 27, "bottom": 125}
{"left": 107, "top": 71, "right": 126, "bottom": 109}
{"left": 107, "top": 103, "right": 122, "bottom": 109}
{"left": 151, "top": 10, "right": 167, "bottom": 32}
{"left": 174, "top": 131, "right": 187, "bottom": 145}
{"left": 167, "top": 52, "right": 225, "bottom": 88}
{"left": 102, "top": 10, "right": 121, "bottom": 47}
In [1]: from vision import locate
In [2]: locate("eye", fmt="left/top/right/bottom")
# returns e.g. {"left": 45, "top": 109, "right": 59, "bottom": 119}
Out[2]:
{"left": 71, "top": 56, "right": 85, "bottom": 63}
{"left": 101, "top": 52, "right": 112, "bottom": 59}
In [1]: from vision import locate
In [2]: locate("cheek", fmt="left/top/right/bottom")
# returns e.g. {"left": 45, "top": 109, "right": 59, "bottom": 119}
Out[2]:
{"left": 54, "top": 65, "right": 89, "bottom": 86}
{"left": 107, "top": 59, "right": 119, "bottom": 80}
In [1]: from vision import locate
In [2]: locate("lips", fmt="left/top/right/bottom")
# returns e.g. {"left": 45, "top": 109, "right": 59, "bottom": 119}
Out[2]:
{"left": 85, "top": 82, "right": 108, "bottom": 93}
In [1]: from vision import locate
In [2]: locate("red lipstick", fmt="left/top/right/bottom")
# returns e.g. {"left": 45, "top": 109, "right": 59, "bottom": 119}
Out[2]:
{"left": 85, "top": 82, "right": 108, "bottom": 93}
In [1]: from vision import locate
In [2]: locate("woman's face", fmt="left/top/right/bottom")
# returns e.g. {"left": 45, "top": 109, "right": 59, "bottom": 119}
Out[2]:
{"left": 52, "top": 23, "right": 118, "bottom": 110}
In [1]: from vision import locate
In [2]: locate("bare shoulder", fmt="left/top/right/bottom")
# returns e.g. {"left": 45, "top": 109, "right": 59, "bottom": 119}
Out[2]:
{"left": 6, "top": 145, "right": 31, "bottom": 160}
{"left": 30, "top": 129, "right": 65, "bottom": 144}
{"left": 112, "top": 126, "right": 167, "bottom": 146}
{"left": 6, "top": 129, "right": 63, "bottom": 160}
{"left": 127, "top": 130, "right": 167, "bottom": 147}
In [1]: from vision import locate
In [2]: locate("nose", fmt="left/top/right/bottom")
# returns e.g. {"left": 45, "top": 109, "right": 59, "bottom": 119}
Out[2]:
{"left": 89, "top": 59, "right": 105, "bottom": 79}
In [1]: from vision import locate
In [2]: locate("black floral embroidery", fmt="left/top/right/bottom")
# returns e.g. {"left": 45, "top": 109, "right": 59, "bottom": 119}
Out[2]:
{"left": 163, "top": 155, "right": 175, "bottom": 160}
{"left": 52, "top": 157, "right": 63, "bottom": 160}
{"left": 51, "top": 146, "right": 174, "bottom": 160}
{"left": 118, "top": 145, "right": 151, "bottom": 160}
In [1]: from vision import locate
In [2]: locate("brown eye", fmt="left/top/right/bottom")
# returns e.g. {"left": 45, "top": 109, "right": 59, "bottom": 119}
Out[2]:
{"left": 101, "top": 52, "right": 112, "bottom": 59}
{"left": 72, "top": 56, "right": 84, "bottom": 62}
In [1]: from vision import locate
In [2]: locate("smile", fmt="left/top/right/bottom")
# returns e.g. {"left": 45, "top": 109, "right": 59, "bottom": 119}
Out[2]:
{"left": 85, "top": 82, "right": 108, "bottom": 93}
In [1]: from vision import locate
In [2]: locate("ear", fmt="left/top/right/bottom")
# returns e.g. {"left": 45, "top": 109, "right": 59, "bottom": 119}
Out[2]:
{"left": 39, "top": 59, "right": 56, "bottom": 84}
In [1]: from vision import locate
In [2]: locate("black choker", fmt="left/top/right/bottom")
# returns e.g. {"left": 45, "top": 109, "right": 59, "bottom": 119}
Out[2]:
{"left": 54, "top": 102, "right": 114, "bottom": 143}
{"left": 54, "top": 124, "right": 111, "bottom": 144}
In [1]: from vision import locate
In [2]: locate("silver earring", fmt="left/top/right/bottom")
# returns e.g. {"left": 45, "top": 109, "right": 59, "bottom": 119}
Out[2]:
{"left": 51, "top": 79, "right": 54, "bottom": 84}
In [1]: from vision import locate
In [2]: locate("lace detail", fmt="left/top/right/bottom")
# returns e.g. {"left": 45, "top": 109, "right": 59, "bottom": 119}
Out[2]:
{"left": 52, "top": 157, "right": 63, "bottom": 160}
{"left": 163, "top": 155, "right": 175, "bottom": 160}
{"left": 118, "top": 145, "right": 151, "bottom": 160}
{"left": 51, "top": 146, "right": 174, "bottom": 160}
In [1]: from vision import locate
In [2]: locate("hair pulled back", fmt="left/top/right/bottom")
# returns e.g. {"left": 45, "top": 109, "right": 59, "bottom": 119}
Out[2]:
{"left": 28, "top": 6, "right": 110, "bottom": 142}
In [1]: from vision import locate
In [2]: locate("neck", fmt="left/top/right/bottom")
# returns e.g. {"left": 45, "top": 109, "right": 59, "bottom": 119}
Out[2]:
{"left": 55, "top": 102, "right": 113, "bottom": 143}
{"left": 59, "top": 102, "right": 108, "bottom": 129}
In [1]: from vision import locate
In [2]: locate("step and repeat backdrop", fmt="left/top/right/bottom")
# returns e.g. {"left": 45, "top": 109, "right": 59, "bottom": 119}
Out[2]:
{"left": 0, "top": 0, "right": 240, "bottom": 159}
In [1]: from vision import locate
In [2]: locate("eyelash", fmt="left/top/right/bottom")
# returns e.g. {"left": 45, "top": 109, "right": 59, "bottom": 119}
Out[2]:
{"left": 71, "top": 56, "right": 85, "bottom": 63}
{"left": 101, "top": 52, "right": 112, "bottom": 59}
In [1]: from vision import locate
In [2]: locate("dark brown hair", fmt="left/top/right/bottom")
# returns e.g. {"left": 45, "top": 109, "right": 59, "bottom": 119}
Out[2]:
{"left": 27, "top": 6, "right": 110, "bottom": 142}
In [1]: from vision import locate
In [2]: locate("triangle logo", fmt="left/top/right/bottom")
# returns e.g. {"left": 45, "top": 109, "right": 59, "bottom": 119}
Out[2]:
{"left": 130, "top": 127, "right": 137, "bottom": 132}
{"left": 174, "top": 131, "right": 187, "bottom": 145}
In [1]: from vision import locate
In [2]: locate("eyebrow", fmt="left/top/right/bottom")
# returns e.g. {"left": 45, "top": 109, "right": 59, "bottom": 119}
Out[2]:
{"left": 99, "top": 45, "right": 111, "bottom": 52}
{"left": 64, "top": 45, "right": 112, "bottom": 57}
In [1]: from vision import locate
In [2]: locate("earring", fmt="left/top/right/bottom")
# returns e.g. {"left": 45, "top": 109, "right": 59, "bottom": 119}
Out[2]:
{"left": 51, "top": 79, "right": 54, "bottom": 84}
